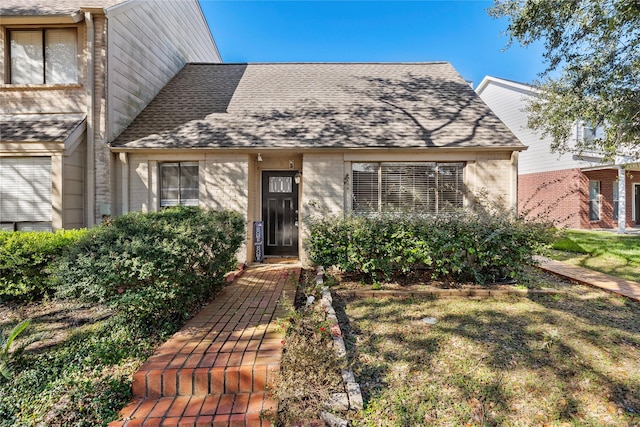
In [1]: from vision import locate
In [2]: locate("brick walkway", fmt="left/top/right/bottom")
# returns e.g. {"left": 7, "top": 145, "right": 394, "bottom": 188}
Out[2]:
{"left": 536, "top": 256, "right": 640, "bottom": 302}
{"left": 108, "top": 264, "right": 300, "bottom": 427}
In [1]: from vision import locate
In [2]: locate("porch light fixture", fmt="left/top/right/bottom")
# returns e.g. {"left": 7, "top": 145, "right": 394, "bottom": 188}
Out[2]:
{"left": 257, "top": 153, "right": 263, "bottom": 162}
{"left": 294, "top": 171, "right": 302, "bottom": 184}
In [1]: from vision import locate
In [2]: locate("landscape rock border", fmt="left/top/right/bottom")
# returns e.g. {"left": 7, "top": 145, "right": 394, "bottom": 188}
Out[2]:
{"left": 317, "top": 266, "right": 364, "bottom": 416}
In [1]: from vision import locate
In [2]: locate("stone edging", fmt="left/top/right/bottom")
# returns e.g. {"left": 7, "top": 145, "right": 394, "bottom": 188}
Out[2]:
{"left": 317, "top": 267, "right": 364, "bottom": 415}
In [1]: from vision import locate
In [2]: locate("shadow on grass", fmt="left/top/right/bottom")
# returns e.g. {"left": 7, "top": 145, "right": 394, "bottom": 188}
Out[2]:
{"left": 336, "top": 294, "right": 640, "bottom": 425}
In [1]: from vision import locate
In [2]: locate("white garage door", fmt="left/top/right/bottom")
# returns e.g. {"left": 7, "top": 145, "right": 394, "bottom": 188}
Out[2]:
{"left": 0, "top": 157, "right": 52, "bottom": 231}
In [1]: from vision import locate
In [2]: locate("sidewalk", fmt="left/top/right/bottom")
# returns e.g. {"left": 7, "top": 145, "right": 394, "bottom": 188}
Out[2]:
{"left": 108, "top": 264, "right": 300, "bottom": 427}
{"left": 535, "top": 256, "right": 640, "bottom": 303}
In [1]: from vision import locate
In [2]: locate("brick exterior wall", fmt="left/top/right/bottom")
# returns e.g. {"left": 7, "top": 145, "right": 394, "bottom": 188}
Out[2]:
{"left": 299, "top": 154, "right": 345, "bottom": 266}
{"left": 92, "top": 14, "right": 112, "bottom": 225}
{"left": 519, "top": 168, "right": 639, "bottom": 229}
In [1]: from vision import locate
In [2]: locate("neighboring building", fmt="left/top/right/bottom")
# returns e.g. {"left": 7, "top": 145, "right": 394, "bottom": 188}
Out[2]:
{"left": 476, "top": 76, "right": 640, "bottom": 231}
{"left": 0, "top": 0, "right": 220, "bottom": 231}
{"left": 110, "top": 62, "right": 525, "bottom": 263}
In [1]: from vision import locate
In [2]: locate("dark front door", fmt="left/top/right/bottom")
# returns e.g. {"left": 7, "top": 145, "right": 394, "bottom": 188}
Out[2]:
{"left": 262, "top": 171, "right": 299, "bottom": 256}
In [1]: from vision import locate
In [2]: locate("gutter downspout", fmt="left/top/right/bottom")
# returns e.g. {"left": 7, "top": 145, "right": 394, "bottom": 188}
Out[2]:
{"left": 85, "top": 11, "right": 95, "bottom": 227}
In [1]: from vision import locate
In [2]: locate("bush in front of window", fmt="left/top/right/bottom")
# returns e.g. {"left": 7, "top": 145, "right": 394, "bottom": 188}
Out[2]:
{"left": 305, "top": 211, "right": 555, "bottom": 285}
{"left": 52, "top": 206, "right": 245, "bottom": 329}
{"left": 0, "top": 229, "right": 87, "bottom": 302}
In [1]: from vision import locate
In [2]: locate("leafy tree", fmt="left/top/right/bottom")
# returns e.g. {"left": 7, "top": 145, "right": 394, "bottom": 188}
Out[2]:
{"left": 490, "top": 0, "right": 640, "bottom": 160}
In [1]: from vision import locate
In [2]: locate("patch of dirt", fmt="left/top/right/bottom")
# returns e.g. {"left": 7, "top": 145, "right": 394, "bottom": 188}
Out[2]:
{"left": 0, "top": 300, "right": 113, "bottom": 352}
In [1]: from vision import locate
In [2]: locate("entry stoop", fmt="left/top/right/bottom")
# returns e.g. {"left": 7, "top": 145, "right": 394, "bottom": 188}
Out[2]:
{"left": 108, "top": 265, "right": 299, "bottom": 427}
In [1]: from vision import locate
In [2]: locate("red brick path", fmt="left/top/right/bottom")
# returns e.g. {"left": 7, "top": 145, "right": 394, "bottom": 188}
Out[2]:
{"left": 108, "top": 264, "right": 300, "bottom": 427}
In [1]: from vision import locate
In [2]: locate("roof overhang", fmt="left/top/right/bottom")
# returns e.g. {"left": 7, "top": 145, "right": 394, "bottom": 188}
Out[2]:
{"left": 0, "top": 12, "right": 85, "bottom": 25}
{"left": 0, "top": 114, "right": 86, "bottom": 155}
{"left": 109, "top": 145, "right": 526, "bottom": 154}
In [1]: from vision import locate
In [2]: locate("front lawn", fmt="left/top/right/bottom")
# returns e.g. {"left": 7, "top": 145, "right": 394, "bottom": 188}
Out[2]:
{"left": 338, "top": 286, "right": 640, "bottom": 426}
{"left": 549, "top": 229, "right": 640, "bottom": 282}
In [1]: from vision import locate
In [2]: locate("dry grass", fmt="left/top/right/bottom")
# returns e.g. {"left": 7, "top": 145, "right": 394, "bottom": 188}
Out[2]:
{"left": 337, "top": 281, "right": 640, "bottom": 426}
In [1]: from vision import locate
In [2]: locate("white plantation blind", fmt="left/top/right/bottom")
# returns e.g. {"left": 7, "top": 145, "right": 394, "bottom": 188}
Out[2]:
{"left": 353, "top": 162, "right": 464, "bottom": 214}
{"left": 10, "top": 30, "right": 44, "bottom": 84}
{"left": 0, "top": 157, "right": 52, "bottom": 229}
{"left": 45, "top": 29, "right": 78, "bottom": 84}
{"left": 160, "top": 162, "right": 199, "bottom": 207}
{"left": 9, "top": 28, "right": 77, "bottom": 84}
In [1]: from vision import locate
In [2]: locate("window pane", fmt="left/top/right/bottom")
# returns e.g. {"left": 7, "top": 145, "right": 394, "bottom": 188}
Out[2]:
{"left": 10, "top": 31, "right": 44, "bottom": 84}
{"left": 381, "top": 163, "right": 436, "bottom": 213}
{"left": 268, "top": 176, "right": 292, "bottom": 193}
{"left": 613, "top": 182, "right": 619, "bottom": 221}
{"left": 352, "top": 163, "right": 379, "bottom": 213}
{"left": 589, "top": 181, "right": 600, "bottom": 221}
{"left": 160, "top": 163, "right": 180, "bottom": 206}
{"left": 45, "top": 29, "right": 77, "bottom": 83}
{"left": 438, "top": 163, "right": 464, "bottom": 213}
{"left": 180, "top": 163, "right": 199, "bottom": 203}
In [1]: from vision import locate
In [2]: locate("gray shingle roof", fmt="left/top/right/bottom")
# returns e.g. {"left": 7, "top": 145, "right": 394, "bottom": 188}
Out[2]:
{"left": 0, "top": 114, "right": 85, "bottom": 142}
{"left": 0, "top": 0, "right": 124, "bottom": 16}
{"left": 112, "top": 62, "right": 525, "bottom": 150}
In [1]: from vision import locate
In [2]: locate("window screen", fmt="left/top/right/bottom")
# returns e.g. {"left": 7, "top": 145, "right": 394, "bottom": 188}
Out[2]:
{"left": 352, "top": 162, "right": 464, "bottom": 214}
{"left": 160, "top": 162, "right": 199, "bottom": 207}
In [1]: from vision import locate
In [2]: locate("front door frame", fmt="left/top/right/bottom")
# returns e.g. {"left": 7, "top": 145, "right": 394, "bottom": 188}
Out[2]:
{"left": 261, "top": 170, "right": 300, "bottom": 257}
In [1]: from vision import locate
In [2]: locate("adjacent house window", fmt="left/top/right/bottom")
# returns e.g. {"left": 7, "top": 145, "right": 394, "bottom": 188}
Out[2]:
{"left": 352, "top": 162, "right": 464, "bottom": 214}
{"left": 9, "top": 28, "right": 78, "bottom": 84}
{"left": 613, "top": 182, "right": 619, "bottom": 221}
{"left": 160, "top": 162, "right": 199, "bottom": 207}
{"left": 589, "top": 180, "right": 600, "bottom": 221}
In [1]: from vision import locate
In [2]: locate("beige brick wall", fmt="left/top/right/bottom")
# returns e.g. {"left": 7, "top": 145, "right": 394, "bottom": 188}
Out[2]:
{"left": 92, "top": 14, "right": 112, "bottom": 225}
{"left": 300, "top": 153, "right": 345, "bottom": 266}
{"left": 466, "top": 152, "right": 518, "bottom": 210}
{"left": 202, "top": 154, "right": 249, "bottom": 263}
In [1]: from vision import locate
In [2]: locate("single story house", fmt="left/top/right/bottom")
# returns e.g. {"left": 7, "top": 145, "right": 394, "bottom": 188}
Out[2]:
{"left": 110, "top": 62, "right": 525, "bottom": 264}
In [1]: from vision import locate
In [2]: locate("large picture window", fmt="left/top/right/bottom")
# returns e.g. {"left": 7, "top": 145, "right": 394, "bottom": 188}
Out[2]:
{"left": 589, "top": 180, "right": 600, "bottom": 221}
{"left": 352, "top": 162, "right": 464, "bottom": 214}
{"left": 160, "top": 162, "right": 199, "bottom": 207}
{"left": 9, "top": 28, "right": 78, "bottom": 84}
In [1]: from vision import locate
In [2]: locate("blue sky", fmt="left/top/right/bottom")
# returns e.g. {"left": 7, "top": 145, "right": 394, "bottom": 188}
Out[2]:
{"left": 199, "top": 0, "right": 546, "bottom": 88}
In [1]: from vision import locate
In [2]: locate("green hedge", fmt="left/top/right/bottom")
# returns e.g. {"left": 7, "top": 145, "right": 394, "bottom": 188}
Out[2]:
{"left": 53, "top": 206, "right": 245, "bottom": 329}
{"left": 305, "top": 211, "right": 555, "bottom": 284}
{"left": 0, "top": 229, "right": 87, "bottom": 302}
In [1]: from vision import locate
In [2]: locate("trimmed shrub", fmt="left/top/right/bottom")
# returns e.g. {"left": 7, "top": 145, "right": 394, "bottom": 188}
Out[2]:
{"left": 0, "top": 229, "right": 87, "bottom": 302}
{"left": 53, "top": 206, "right": 245, "bottom": 328}
{"left": 305, "top": 211, "right": 555, "bottom": 284}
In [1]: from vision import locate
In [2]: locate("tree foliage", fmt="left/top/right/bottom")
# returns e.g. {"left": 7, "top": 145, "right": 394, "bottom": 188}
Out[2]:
{"left": 490, "top": 0, "right": 640, "bottom": 159}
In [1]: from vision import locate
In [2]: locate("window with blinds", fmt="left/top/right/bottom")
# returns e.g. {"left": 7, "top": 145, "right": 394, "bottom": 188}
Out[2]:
{"left": 352, "top": 162, "right": 464, "bottom": 214}
{"left": 0, "top": 157, "right": 52, "bottom": 231}
{"left": 160, "top": 162, "right": 199, "bottom": 207}
{"left": 9, "top": 28, "right": 78, "bottom": 84}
